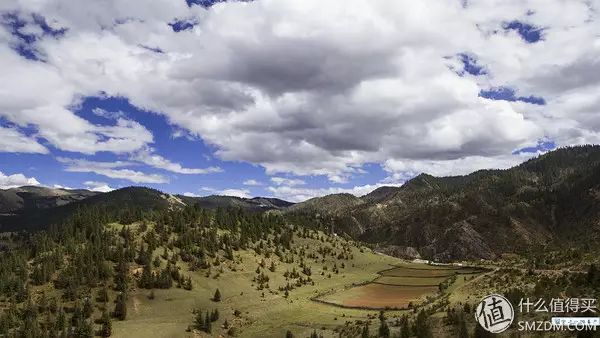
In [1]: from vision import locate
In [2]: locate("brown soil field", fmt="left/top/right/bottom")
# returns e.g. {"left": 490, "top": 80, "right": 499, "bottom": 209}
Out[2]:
{"left": 373, "top": 276, "right": 448, "bottom": 286}
{"left": 339, "top": 284, "right": 438, "bottom": 308}
{"left": 380, "top": 267, "right": 460, "bottom": 278}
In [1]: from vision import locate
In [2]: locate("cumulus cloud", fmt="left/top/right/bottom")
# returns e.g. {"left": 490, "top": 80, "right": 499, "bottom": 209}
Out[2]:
{"left": 52, "top": 184, "right": 73, "bottom": 190}
{"left": 243, "top": 179, "right": 262, "bottom": 186}
{"left": 57, "top": 157, "right": 167, "bottom": 184}
{"left": 1, "top": 0, "right": 599, "bottom": 187}
{"left": 83, "top": 180, "right": 114, "bottom": 192}
{"left": 266, "top": 183, "right": 401, "bottom": 203}
{"left": 92, "top": 108, "right": 126, "bottom": 120}
{"left": 0, "top": 45, "right": 154, "bottom": 155}
{"left": 270, "top": 177, "right": 305, "bottom": 186}
{"left": 131, "top": 147, "right": 223, "bottom": 174}
{"left": 218, "top": 188, "right": 251, "bottom": 198}
{"left": 186, "top": 187, "right": 251, "bottom": 198}
{"left": 0, "top": 171, "right": 40, "bottom": 189}
{"left": 0, "top": 127, "right": 48, "bottom": 154}
{"left": 383, "top": 152, "right": 540, "bottom": 181}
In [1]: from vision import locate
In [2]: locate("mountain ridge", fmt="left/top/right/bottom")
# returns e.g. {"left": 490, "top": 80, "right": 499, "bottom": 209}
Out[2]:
{"left": 286, "top": 145, "right": 600, "bottom": 260}
{"left": 3, "top": 146, "right": 600, "bottom": 261}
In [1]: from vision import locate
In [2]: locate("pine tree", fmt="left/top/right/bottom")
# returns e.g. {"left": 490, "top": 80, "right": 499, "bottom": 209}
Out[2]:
{"left": 361, "top": 323, "right": 369, "bottom": 338}
{"left": 378, "top": 319, "right": 390, "bottom": 338}
{"left": 458, "top": 316, "right": 468, "bottom": 338}
{"left": 101, "top": 309, "right": 112, "bottom": 337}
{"left": 75, "top": 318, "right": 93, "bottom": 338}
{"left": 193, "top": 309, "right": 204, "bottom": 331}
{"left": 113, "top": 292, "right": 127, "bottom": 321}
{"left": 97, "top": 287, "right": 109, "bottom": 303}
{"left": 211, "top": 309, "right": 219, "bottom": 322}
{"left": 55, "top": 308, "right": 66, "bottom": 334}
{"left": 20, "top": 298, "right": 41, "bottom": 338}
{"left": 400, "top": 315, "right": 410, "bottom": 338}
{"left": 83, "top": 297, "right": 94, "bottom": 318}
{"left": 414, "top": 310, "right": 432, "bottom": 338}
{"left": 204, "top": 311, "right": 212, "bottom": 333}
{"left": 286, "top": 330, "right": 294, "bottom": 338}
{"left": 213, "top": 288, "right": 221, "bottom": 302}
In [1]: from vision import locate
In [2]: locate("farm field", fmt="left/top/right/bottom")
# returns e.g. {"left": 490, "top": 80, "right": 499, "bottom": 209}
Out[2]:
{"left": 319, "top": 283, "right": 439, "bottom": 309}
{"left": 373, "top": 276, "right": 447, "bottom": 286}
{"left": 317, "top": 264, "right": 486, "bottom": 310}
{"left": 379, "top": 266, "right": 481, "bottom": 278}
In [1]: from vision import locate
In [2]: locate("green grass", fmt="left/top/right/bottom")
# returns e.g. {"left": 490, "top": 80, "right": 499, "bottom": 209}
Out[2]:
{"left": 112, "top": 234, "right": 404, "bottom": 338}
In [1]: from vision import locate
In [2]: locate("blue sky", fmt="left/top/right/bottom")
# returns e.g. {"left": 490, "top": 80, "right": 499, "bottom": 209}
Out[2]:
{"left": 1, "top": 0, "right": 598, "bottom": 201}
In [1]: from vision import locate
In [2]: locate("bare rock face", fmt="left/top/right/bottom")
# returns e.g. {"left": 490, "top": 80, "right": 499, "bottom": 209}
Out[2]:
{"left": 425, "top": 221, "right": 496, "bottom": 261}
{"left": 376, "top": 245, "right": 421, "bottom": 259}
{"left": 285, "top": 146, "right": 600, "bottom": 260}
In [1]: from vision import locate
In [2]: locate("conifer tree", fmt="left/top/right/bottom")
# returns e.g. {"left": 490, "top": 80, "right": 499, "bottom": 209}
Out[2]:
{"left": 361, "top": 323, "right": 369, "bottom": 338}
{"left": 204, "top": 311, "right": 212, "bottom": 333}
{"left": 213, "top": 288, "right": 221, "bottom": 302}
{"left": 193, "top": 309, "right": 204, "bottom": 331}
{"left": 113, "top": 292, "right": 127, "bottom": 321}
{"left": 211, "top": 309, "right": 219, "bottom": 322}
{"left": 101, "top": 309, "right": 112, "bottom": 337}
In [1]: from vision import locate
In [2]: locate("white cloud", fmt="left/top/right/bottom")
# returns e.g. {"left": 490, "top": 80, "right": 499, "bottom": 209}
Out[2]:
{"left": 383, "top": 152, "right": 540, "bottom": 180}
{"left": 270, "top": 177, "right": 305, "bottom": 186}
{"left": 0, "top": 0, "right": 599, "bottom": 185}
{"left": 266, "top": 183, "right": 400, "bottom": 203}
{"left": 0, "top": 127, "right": 48, "bottom": 154}
{"left": 0, "top": 171, "right": 40, "bottom": 189}
{"left": 52, "top": 184, "right": 73, "bottom": 190}
{"left": 218, "top": 188, "right": 251, "bottom": 199}
{"left": 83, "top": 180, "right": 114, "bottom": 192}
{"left": 0, "top": 44, "right": 154, "bottom": 155}
{"left": 131, "top": 147, "right": 222, "bottom": 174}
{"left": 188, "top": 186, "right": 251, "bottom": 198}
{"left": 243, "top": 179, "right": 262, "bottom": 186}
{"left": 57, "top": 157, "right": 167, "bottom": 184}
{"left": 92, "top": 108, "right": 126, "bottom": 120}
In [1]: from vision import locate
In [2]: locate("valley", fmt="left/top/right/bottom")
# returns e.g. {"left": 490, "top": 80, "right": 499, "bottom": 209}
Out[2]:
{"left": 1, "top": 146, "right": 600, "bottom": 337}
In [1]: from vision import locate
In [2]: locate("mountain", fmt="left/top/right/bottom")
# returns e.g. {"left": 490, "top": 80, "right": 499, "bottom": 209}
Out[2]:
{"left": 0, "top": 186, "right": 293, "bottom": 231}
{"left": 285, "top": 146, "right": 600, "bottom": 261}
{"left": 178, "top": 195, "right": 294, "bottom": 211}
{"left": 4, "top": 146, "right": 599, "bottom": 260}
{"left": 0, "top": 186, "right": 97, "bottom": 214}
{"left": 361, "top": 186, "right": 401, "bottom": 204}
{"left": 287, "top": 193, "right": 364, "bottom": 215}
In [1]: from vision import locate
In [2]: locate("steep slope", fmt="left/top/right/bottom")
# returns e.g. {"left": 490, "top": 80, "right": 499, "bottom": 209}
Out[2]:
{"left": 0, "top": 187, "right": 179, "bottom": 231}
{"left": 177, "top": 195, "right": 293, "bottom": 211}
{"left": 287, "top": 193, "right": 364, "bottom": 215}
{"left": 0, "top": 186, "right": 97, "bottom": 214}
{"left": 287, "top": 146, "right": 600, "bottom": 261}
{"left": 1, "top": 186, "right": 294, "bottom": 231}
{"left": 361, "top": 186, "right": 400, "bottom": 204}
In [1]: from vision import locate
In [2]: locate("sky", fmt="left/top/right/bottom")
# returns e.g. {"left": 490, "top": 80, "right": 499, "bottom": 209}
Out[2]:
{"left": 0, "top": 0, "right": 599, "bottom": 202}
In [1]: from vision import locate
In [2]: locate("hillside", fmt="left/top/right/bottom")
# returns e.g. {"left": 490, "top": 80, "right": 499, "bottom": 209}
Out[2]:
{"left": 0, "top": 186, "right": 293, "bottom": 231}
{"left": 179, "top": 195, "right": 293, "bottom": 212}
{"left": 287, "top": 193, "right": 364, "bottom": 215}
{"left": 285, "top": 146, "right": 600, "bottom": 261}
{"left": 0, "top": 186, "right": 97, "bottom": 214}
